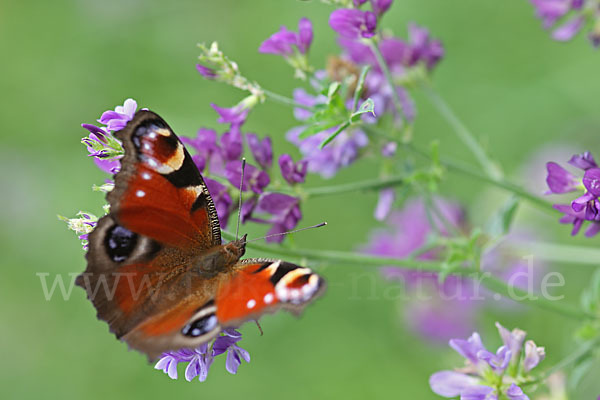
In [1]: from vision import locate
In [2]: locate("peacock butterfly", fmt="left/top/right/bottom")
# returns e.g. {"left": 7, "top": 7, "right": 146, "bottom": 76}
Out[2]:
{"left": 76, "top": 110, "right": 325, "bottom": 360}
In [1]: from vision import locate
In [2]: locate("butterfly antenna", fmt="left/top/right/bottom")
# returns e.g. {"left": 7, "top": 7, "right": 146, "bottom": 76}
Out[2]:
{"left": 245, "top": 222, "right": 327, "bottom": 243}
{"left": 235, "top": 158, "right": 246, "bottom": 241}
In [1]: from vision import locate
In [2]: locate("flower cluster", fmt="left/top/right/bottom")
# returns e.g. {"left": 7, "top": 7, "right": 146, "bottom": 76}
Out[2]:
{"left": 363, "top": 198, "right": 544, "bottom": 342}
{"left": 430, "top": 322, "right": 545, "bottom": 400}
{"left": 545, "top": 151, "right": 600, "bottom": 237}
{"left": 57, "top": 211, "right": 101, "bottom": 250}
{"left": 530, "top": 0, "right": 600, "bottom": 47}
{"left": 155, "top": 329, "right": 250, "bottom": 382}
{"left": 183, "top": 102, "right": 306, "bottom": 240}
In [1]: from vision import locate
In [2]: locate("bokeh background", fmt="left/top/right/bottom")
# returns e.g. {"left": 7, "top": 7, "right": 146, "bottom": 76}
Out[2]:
{"left": 1, "top": 0, "right": 599, "bottom": 398}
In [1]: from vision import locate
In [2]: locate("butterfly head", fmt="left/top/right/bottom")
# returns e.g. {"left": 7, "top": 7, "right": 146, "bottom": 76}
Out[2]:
{"left": 223, "top": 233, "right": 247, "bottom": 262}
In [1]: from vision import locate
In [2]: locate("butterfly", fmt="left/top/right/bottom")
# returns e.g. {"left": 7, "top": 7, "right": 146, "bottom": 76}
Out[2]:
{"left": 76, "top": 110, "right": 325, "bottom": 360}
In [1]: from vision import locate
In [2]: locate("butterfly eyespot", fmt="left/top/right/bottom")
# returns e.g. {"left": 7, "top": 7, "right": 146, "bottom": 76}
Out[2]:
{"left": 104, "top": 225, "right": 138, "bottom": 263}
{"left": 181, "top": 313, "right": 218, "bottom": 338}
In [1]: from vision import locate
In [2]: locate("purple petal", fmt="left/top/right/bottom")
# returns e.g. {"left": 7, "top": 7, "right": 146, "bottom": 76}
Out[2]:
{"left": 552, "top": 15, "right": 584, "bottom": 41}
{"left": 545, "top": 162, "right": 578, "bottom": 194}
{"left": 196, "top": 63, "right": 217, "bottom": 79}
{"left": 374, "top": 189, "right": 395, "bottom": 221}
{"left": 495, "top": 322, "right": 526, "bottom": 364}
{"left": 279, "top": 154, "right": 307, "bottom": 185}
{"left": 477, "top": 346, "right": 511, "bottom": 373}
{"left": 449, "top": 332, "right": 487, "bottom": 365}
{"left": 505, "top": 384, "right": 530, "bottom": 400}
{"left": 461, "top": 385, "right": 497, "bottom": 400}
{"left": 297, "top": 18, "right": 313, "bottom": 54}
{"left": 429, "top": 371, "right": 480, "bottom": 397}
{"left": 370, "top": 0, "right": 393, "bottom": 16}
{"left": 259, "top": 26, "right": 298, "bottom": 56}
{"left": 211, "top": 103, "right": 249, "bottom": 128}
{"left": 247, "top": 133, "right": 273, "bottom": 169}
{"left": 523, "top": 340, "right": 545, "bottom": 372}
{"left": 568, "top": 151, "right": 597, "bottom": 170}
{"left": 582, "top": 168, "right": 600, "bottom": 196}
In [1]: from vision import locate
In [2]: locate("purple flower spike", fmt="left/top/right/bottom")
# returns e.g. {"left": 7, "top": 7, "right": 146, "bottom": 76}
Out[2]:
{"left": 506, "top": 384, "right": 530, "bottom": 400}
{"left": 370, "top": 0, "right": 393, "bottom": 17}
{"left": 98, "top": 98, "right": 137, "bottom": 131}
{"left": 329, "top": 9, "right": 378, "bottom": 39}
{"left": 582, "top": 168, "right": 600, "bottom": 196}
{"left": 477, "top": 346, "right": 511, "bottom": 373}
{"left": 279, "top": 154, "right": 308, "bottom": 185}
{"left": 429, "top": 371, "right": 480, "bottom": 397}
{"left": 247, "top": 133, "right": 273, "bottom": 169}
{"left": 545, "top": 162, "right": 579, "bottom": 194}
{"left": 211, "top": 103, "right": 249, "bottom": 128}
{"left": 568, "top": 151, "right": 597, "bottom": 170}
{"left": 449, "top": 332, "right": 487, "bottom": 365}
{"left": 196, "top": 63, "right": 217, "bottom": 79}
{"left": 225, "top": 160, "right": 270, "bottom": 194}
{"left": 205, "top": 178, "right": 233, "bottom": 228}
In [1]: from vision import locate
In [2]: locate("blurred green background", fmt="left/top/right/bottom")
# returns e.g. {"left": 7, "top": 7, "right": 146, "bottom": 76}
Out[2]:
{"left": 1, "top": 0, "right": 599, "bottom": 398}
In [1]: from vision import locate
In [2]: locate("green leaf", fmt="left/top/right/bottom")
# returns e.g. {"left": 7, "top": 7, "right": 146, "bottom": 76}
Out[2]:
{"left": 486, "top": 196, "right": 520, "bottom": 237}
{"left": 352, "top": 65, "right": 371, "bottom": 111}
{"left": 350, "top": 98, "right": 376, "bottom": 122}
{"left": 327, "top": 82, "right": 341, "bottom": 100}
{"left": 298, "top": 118, "right": 345, "bottom": 139}
{"left": 319, "top": 121, "right": 351, "bottom": 149}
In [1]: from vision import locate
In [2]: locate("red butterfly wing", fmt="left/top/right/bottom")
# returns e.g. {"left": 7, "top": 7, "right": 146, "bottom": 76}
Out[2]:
{"left": 109, "top": 110, "right": 220, "bottom": 250}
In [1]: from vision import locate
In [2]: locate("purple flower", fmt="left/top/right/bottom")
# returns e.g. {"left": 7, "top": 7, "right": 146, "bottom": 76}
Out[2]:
{"left": 370, "top": 0, "right": 393, "bottom": 17}
{"left": 155, "top": 329, "right": 250, "bottom": 382}
{"left": 221, "top": 130, "right": 243, "bottom": 161}
{"left": 81, "top": 124, "right": 122, "bottom": 174}
{"left": 246, "top": 133, "right": 273, "bottom": 169}
{"left": 546, "top": 152, "right": 600, "bottom": 237}
{"left": 278, "top": 154, "right": 308, "bottom": 185}
{"left": 212, "top": 329, "right": 251, "bottom": 374}
{"left": 477, "top": 346, "right": 511, "bottom": 373}
{"left": 495, "top": 322, "right": 526, "bottom": 365}
{"left": 286, "top": 126, "right": 368, "bottom": 179}
{"left": 408, "top": 23, "right": 444, "bottom": 70}
{"left": 225, "top": 160, "right": 270, "bottom": 194}
{"left": 256, "top": 193, "right": 302, "bottom": 242}
{"left": 196, "top": 63, "right": 217, "bottom": 79}
{"left": 211, "top": 103, "right": 249, "bottom": 129}
{"left": 374, "top": 188, "right": 395, "bottom": 220}
{"left": 329, "top": 9, "right": 377, "bottom": 39}
{"left": 205, "top": 178, "right": 233, "bottom": 228}
{"left": 98, "top": 98, "right": 137, "bottom": 132}
{"left": 181, "top": 128, "right": 221, "bottom": 171}
{"left": 259, "top": 18, "right": 313, "bottom": 56}
{"left": 430, "top": 324, "right": 541, "bottom": 399}
{"left": 529, "top": 0, "right": 598, "bottom": 47}
{"left": 523, "top": 340, "right": 545, "bottom": 372}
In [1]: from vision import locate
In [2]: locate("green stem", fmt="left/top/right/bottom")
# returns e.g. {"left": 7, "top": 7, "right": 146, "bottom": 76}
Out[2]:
{"left": 441, "top": 157, "right": 557, "bottom": 214}
{"left": 542, "top": 337, "right": 599, "bottom": 378}
{"left": 368, "top": 40, "right": 405, "bottom": 118}
{"left": 222, "top": 231, "right": 592, "bottom": 321}
{"left": 262, "top": 88, "right": 313, "bottom": 110}
{"left": 421, "top": 84, "right": 503, "bottom": 180}
{"left": 302, "top": 175, "right": 404, "bottom": 197}
{"left": 515, "top": 241, "right": 600, "bottom": 265}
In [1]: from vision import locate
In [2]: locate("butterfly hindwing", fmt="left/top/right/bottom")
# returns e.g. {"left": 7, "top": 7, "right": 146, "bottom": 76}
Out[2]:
{"left": 215, "top": 258, "right": 326, "bottom": 326}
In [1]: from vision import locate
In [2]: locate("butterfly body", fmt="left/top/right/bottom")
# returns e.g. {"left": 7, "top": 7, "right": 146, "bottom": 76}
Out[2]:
{"left": 76, "top": 110, "right": 325, "bottom": 360}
